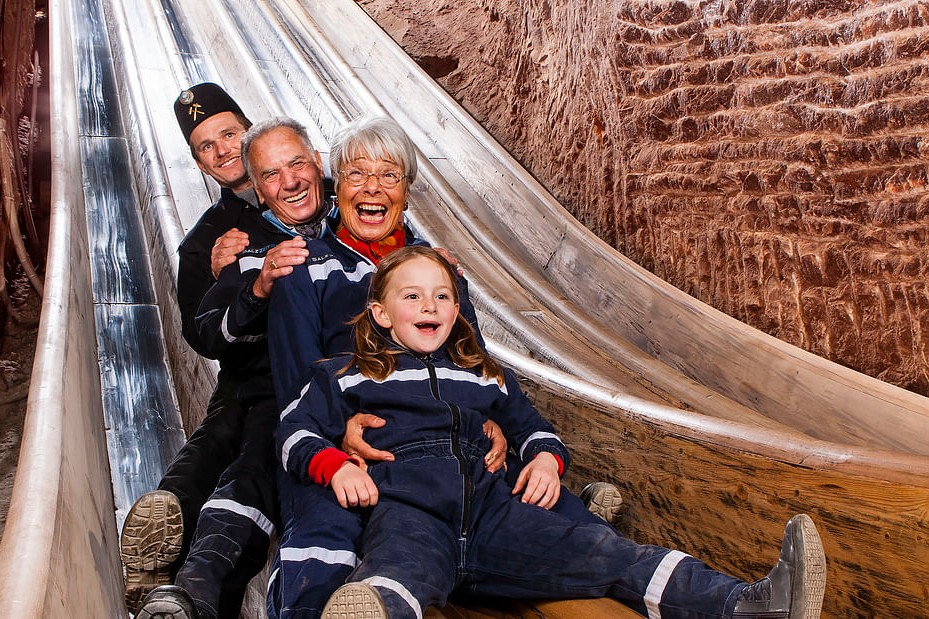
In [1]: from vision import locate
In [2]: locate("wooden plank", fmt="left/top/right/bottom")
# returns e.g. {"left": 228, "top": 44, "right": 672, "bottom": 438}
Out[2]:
{"left": 430, "top": 598, "right": 642, "bottom": 618}
{"left": 520, "top": 373, "right": 929, "bottom": 618}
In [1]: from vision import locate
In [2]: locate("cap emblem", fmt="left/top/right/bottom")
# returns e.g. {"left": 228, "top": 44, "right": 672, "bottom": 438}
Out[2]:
{"left": 178, "top": 89, "right": 195, "bottom": 105}
{"left": 188, "top": 103, "right": 204, "bottom": 121}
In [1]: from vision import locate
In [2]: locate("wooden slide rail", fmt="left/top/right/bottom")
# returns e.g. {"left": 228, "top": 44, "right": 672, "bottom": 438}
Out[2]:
{"left": 0, "top": 0, "right": 927, "bottom": 616}
{"left": 0, "top": 0, "right": 124, "bottom": 615}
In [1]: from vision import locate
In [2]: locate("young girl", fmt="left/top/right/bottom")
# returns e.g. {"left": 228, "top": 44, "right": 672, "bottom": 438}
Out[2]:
{"left": 276, "top": 246, "right": 826, "bottom": 619}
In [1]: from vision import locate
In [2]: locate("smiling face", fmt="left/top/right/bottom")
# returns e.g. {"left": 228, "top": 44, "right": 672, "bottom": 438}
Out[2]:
{"left": 190, "top": 111, "right": 250, "bottom": 191}
{"left": 337, "top": 153, "right": 407, "bottom": 242}
{"left": 249, "top": 126, "right": 325, "bottom": 226}
{"left": 370, "top": 255, "right": 460, "bottom": 355}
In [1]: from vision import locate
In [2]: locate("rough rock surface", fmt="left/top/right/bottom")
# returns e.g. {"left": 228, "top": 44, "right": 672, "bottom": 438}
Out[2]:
{"left": 0, "top": 272, "right": 39, "bottom": 537}
{"left": 357, "top": 0, "right": 929, "bottom": 396}
{"left": 0, "top": 0, "right": 43, "bottom": 535}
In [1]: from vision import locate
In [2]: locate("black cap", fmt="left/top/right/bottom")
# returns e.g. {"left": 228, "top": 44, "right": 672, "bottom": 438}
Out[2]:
{"left": 174, "top": 82, "right": 249, "bottom": 144}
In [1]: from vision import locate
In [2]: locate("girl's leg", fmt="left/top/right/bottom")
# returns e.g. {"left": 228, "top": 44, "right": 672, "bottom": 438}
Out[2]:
{"left": 270, "top": 475, "right": 364, "bottom": 619}
{"left": 348, "top": 501, "right": 458, "bottom": 619}
{"left": 465, "top": 494, "right": 743, "bottom": 619}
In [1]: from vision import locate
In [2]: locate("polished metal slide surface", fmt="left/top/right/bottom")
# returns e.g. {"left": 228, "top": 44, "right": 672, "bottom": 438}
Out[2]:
{"left": 74, "top": 0, "right": 187, "bottom": 529}
{"left": 1, "top": 0, "right": 928, "bottom": 616}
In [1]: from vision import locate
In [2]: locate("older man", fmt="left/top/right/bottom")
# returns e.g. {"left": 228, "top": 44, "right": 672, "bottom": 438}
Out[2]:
{"left": 125, "top": 85, "right": 323, "bottom": 619}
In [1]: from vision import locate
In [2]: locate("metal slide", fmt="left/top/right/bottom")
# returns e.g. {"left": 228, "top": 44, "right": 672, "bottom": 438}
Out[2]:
{"left": 1, "top": 0, "right": 928, "bottom": 616}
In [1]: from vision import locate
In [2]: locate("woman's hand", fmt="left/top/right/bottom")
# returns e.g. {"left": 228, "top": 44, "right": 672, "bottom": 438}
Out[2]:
{"left": 342, "top": 413, "right": 396, "bottom": 462}
{"left": 433, "top": 247, "right": 463, "bottom": 276}
{"left": 482, "top": 419, "right": 507, "bottom": 473}
{"left": 511, "top": 452, "right": 561, "bottom": 509}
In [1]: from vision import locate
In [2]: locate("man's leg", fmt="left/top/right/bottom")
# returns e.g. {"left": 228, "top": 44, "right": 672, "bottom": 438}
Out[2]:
{"left": 141, "top": 396, "right": 279, "bottom": 619}
{"left": 122, "top": 376, "right": 246, "bottom": 612}
{"left": 158, "top": 375, "right": 247, "bottom": 558}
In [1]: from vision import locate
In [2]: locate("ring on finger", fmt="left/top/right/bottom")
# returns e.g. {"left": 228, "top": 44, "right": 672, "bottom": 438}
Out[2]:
{"left": 270, "top": 259, "right": 278, "bottom": 270}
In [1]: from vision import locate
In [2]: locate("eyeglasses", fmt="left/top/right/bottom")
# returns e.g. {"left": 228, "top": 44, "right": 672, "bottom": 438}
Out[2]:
{"left": 339, "top": 168, "right": 407, "bottom": 189}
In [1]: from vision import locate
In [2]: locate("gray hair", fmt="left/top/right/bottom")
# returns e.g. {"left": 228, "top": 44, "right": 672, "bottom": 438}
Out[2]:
{"left": 329, "top": 116, "right": 417, "bottom": 191}
{"left": 241, "top": 116, "right": 316, "bottom": 183}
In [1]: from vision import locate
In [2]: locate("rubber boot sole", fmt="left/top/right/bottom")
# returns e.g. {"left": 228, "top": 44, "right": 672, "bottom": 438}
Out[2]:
{"left": 791, "top": 514, "right": 827, "bottom": 619}
{"left": 322, "top": 582, "right": 388, "bottom": 619}
{"left": 134, "top": 585, "right": 198, "bottom": 619}
{"left": 580, "top": 482, "right": 624, "bottom": 525}
{"left": 120, "top": 490, "right": 184, "bottom": 613}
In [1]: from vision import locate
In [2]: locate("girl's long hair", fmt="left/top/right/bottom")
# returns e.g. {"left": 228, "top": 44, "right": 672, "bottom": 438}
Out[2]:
{"left": 347, "top": 246, "right": 503, "bottom": 383}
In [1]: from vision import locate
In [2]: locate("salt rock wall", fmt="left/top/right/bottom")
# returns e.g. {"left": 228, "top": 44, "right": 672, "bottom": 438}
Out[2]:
{"left": 358, "top": 0, "right": 929, "bottom": 396}
{"left": 1, "top": 0, "right": 36, "bottom": 118}
{"left": 0, "top": 0, "right": 40, "bottom": 328}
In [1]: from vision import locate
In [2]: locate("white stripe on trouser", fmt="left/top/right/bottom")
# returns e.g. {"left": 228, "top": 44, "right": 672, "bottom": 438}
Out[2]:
{"left": 364, "top": 576, "right": 423, "bottom": 619}
{"left": 280, "top": 545, "right": 358, "bottom": 567}
{"left": 644, "top": 549, "right": 688, "bottom": 619}
{"left": 201, "top": 498, "right": 275, "bottom": 537}
{"left": 266, "top": 567, "right": 279, "bottom": 596}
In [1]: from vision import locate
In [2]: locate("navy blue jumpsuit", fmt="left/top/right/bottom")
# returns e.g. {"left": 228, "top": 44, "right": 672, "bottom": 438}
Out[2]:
{"left": 265, "top": 220, "right": 607, "bottom": 618}
{"left": 277, "top": 350, "right": 748, "bottom": 619}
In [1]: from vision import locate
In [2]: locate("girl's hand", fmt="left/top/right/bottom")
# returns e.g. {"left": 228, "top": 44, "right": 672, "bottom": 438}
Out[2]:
{"left": 511, "top": 453, "right": 561, "bottom": 509}
{"left": 330, "top": 461, "right": 379, "bottom": 509}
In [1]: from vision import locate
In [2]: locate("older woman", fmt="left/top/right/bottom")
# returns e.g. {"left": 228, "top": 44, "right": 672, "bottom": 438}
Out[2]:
{"left": 268, "top": 116, "right": 442, "bottom": 407}
{"left": 265, "top": 117, "right": 615, "bottom": 619}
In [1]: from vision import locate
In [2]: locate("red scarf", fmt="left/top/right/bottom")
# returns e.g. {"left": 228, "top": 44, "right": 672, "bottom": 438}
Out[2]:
{"left": 337, "top": 225, "right": 406, "bottom": 265}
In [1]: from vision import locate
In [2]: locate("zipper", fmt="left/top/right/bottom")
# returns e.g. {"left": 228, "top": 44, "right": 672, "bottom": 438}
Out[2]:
{"left": 424, "top": 357, "right": 473, "bottom": 538}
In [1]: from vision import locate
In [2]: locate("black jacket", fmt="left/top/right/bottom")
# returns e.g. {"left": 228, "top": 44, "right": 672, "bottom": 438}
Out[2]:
{"left": 178, "top": 187, "right": 290, "bottom": 403}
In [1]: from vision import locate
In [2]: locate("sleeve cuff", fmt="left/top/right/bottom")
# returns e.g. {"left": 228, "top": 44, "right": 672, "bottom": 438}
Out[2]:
{"left": 242, "top": 280, "right": 269, "bottom": 306}
{"left": 308, "top": 447, "right": 351, "bottom": 486}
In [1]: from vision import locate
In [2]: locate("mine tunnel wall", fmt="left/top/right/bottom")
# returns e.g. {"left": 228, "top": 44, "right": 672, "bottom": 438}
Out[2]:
{"left": 358, "top": 0, "right": 929, "bottom": 396}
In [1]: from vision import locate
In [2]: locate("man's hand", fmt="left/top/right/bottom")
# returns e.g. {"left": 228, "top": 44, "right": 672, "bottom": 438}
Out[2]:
{"left": 211, "top": 228, "right": 249, "bottom": 279}
{"left": 511, "top": 452, "right": 561, "bottom": 509}
{"left": 342, "top": 413, "right": 395, "bottom": 462}
{"left": 482, "top": 419, "right": 507, "bottom": 473}
{"left": 252, "top": 236, "right": 309, "bottom": 298}
{"left": 330, "top": 462, "right": 379, "bottom": 508}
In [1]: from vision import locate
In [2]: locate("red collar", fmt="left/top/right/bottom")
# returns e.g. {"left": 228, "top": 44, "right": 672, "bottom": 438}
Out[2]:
{"left": 336, "top": 225, "right": 406, "bottom": 265}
